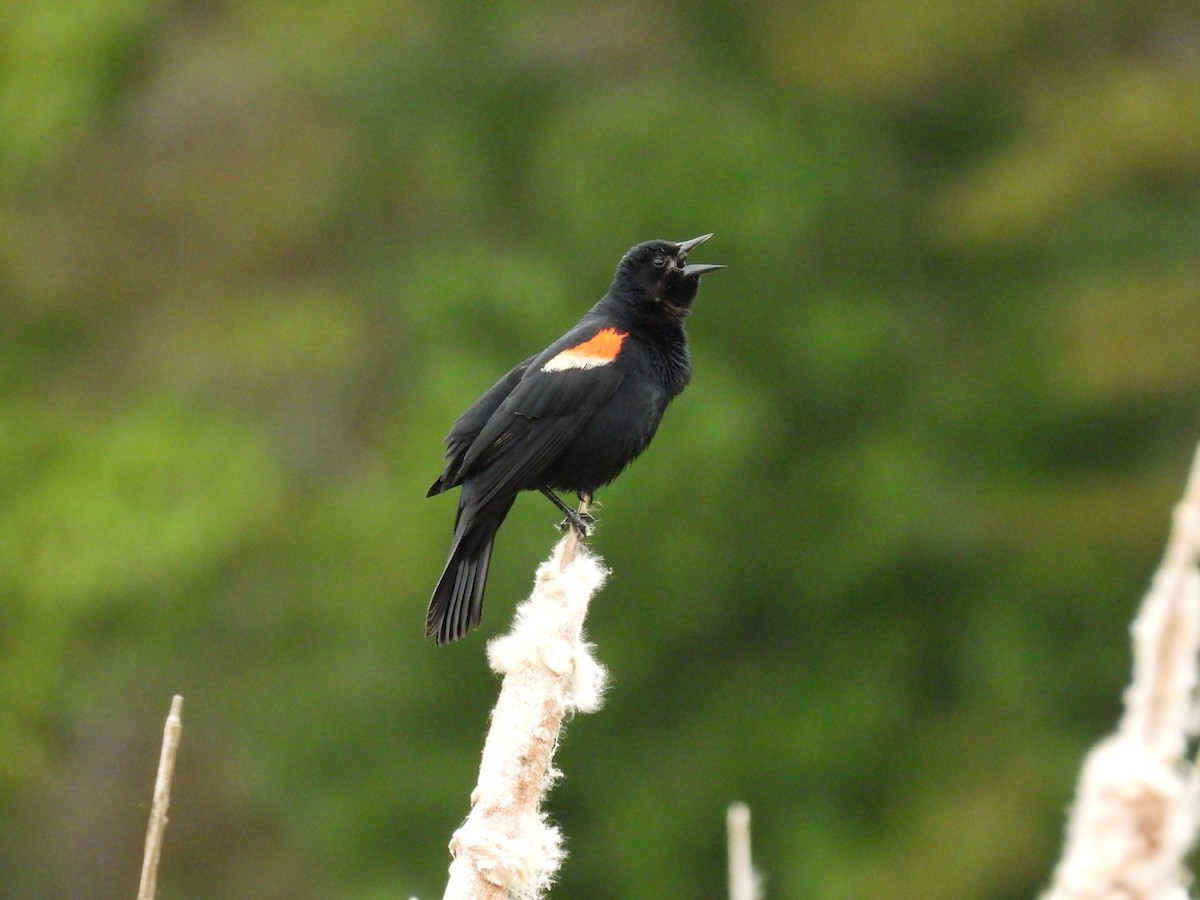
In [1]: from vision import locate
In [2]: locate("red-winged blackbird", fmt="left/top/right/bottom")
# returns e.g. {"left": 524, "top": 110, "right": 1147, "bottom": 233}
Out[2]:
{"left": 426, "top": 234, "right": 722, "bottom": 644}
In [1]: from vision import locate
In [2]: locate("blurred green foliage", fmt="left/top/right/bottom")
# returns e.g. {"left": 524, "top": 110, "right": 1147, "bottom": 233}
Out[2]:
{"left": 2, "top": 1, "right": 1198, "bottom": 897}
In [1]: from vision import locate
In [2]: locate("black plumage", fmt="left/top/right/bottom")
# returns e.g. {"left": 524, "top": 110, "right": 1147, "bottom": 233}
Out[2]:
{"left": 426, "top": 234, "right": 721, "bottom": 644}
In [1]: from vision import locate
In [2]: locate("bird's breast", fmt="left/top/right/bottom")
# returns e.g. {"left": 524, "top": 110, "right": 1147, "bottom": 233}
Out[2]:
{"left": 538, "top": 375, "right": 672, "bottom": 493}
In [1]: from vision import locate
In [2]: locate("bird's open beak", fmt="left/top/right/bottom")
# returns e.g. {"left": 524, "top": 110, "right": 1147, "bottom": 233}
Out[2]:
{"left": 677, "top": 233, "right": 722, "bottom": 277}
{"left": 677, "top": 233, "right": 714, "bottom": 254}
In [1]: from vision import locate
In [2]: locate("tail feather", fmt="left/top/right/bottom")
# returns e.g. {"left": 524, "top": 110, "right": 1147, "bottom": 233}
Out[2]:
{"left": 426, "top": 537, "right": 494, "bottom": 644}
{"left": 426, "top": 494, "right": 514, "bottom": 644}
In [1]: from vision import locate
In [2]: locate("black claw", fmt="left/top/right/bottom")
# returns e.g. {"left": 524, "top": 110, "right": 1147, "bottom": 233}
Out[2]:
{"left": 557, "top": 509, "right": 595, "bottom": 538}
{"left": 541, "top": 485, "right": 595, "bottom": 537}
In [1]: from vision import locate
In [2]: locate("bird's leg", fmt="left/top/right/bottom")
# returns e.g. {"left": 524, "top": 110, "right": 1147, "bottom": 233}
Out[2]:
{"left": 572, "top": 493, "right": 596, "bottom": 535}
{"left": 540, "top": 486, "right": 594, "bottom": 537}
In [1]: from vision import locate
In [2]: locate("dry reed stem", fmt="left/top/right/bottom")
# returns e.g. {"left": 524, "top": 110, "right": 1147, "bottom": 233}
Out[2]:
{"left": 137, "top": 694, "right": 183, "bottom": 900}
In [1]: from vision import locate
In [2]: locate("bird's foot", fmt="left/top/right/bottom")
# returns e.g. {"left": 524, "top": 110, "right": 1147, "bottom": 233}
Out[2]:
{"left": 557, "top": 509, "right": 595, "bottom": 538}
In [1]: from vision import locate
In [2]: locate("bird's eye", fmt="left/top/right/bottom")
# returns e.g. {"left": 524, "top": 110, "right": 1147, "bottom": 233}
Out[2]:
{"left": 652, "top": 256, "right": 667, "bottom": 268}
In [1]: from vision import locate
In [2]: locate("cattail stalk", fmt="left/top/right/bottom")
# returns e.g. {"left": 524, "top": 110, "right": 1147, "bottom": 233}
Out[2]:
{"left": 727, "top": 802, "right": 761, "bottom": 900}
{"left": 1043, "top": 445, "right": 1200, "bottom": 898}
{"left": 444, "top": 503, "right": 608, "bottom": 900}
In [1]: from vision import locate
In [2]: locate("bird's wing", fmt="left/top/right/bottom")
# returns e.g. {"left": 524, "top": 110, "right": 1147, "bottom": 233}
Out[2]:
{"left": 455, "top": 325, "right": 630, "bottom": 510}
{"left": 428, "top": 354, "right": 537, "bottom": 496}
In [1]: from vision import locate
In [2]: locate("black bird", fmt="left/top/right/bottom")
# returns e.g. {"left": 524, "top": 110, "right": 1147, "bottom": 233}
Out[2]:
{"left": 426, "top": 234, "right": 722, "bottom": 644}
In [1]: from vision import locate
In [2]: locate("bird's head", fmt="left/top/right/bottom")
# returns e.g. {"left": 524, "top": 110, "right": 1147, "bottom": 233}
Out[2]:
{"left": 611, "top": 233, "right": 723, "bottom": 320}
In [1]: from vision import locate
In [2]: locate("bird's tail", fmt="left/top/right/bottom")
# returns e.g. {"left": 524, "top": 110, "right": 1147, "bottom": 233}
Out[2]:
{"left": 425, "top": 495, "right": 514, "bottom": 645}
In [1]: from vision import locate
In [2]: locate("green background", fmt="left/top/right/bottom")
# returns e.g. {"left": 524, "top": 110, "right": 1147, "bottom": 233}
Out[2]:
{"left": 2, "top": 1, "right": 1199, "bottom": 897}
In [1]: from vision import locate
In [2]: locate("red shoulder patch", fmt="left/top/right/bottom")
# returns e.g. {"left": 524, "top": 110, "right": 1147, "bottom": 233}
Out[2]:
{"left": 542, "top": 327, "right": 628, "bottom": 372}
